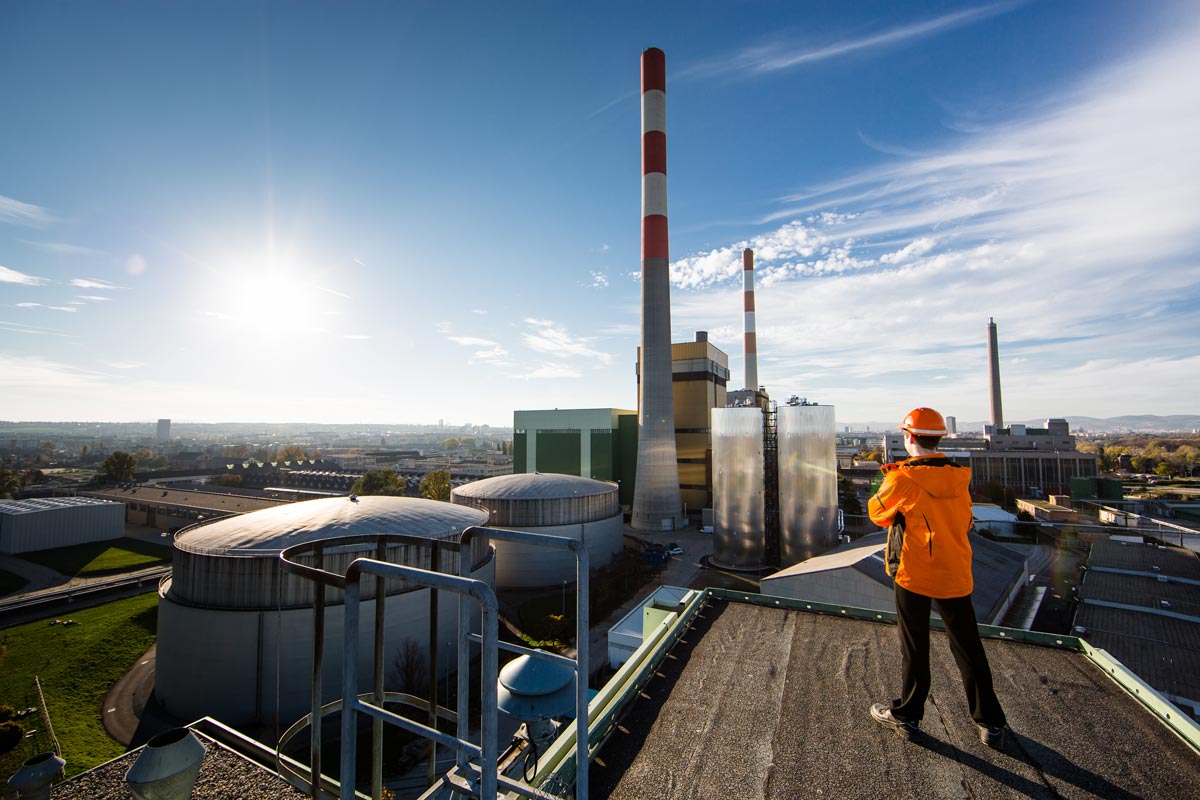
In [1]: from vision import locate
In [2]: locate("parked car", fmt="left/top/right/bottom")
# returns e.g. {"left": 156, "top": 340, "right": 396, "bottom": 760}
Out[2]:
{"left": 667, "top": 543, "right": 683, "bottom": 555}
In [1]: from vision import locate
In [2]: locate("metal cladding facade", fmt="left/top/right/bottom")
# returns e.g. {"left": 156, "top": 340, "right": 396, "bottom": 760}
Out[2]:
{"left": 711, "top": 408, "right": 766, "bottom": 570}
{"left": 778, "top": 404, "right": 838, "bottom": 565}
{"left": 632, "top": 46, "right": 685, "bottom": 532}
{"left": 743, "top": 248, "right": 759, "bottom": 391}
{"left": 988, "top": 317, "right": 1004, "bottom": 430}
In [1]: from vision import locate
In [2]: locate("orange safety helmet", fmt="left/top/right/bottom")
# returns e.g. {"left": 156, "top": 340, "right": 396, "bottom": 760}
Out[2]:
{"left": 900, "top": 407, "right": 948, "bottom": 436}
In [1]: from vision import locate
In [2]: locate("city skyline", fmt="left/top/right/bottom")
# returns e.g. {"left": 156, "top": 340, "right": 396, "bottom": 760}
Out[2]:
{"left": 2, "top": 1, "right": 1198, "bottom": 427}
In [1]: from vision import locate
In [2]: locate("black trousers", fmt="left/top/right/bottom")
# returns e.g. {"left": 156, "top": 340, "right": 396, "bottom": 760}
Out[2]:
{"left": 891, "top": 583, "right": 1006, "bottom": 728}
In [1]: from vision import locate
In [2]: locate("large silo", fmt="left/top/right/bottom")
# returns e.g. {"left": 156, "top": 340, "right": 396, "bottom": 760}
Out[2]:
{"left": 710, "top": 407, "right": 767, "bottom": 570}
{"left": 450, "top": 473, "right": 623, "bottom": 589}
{"left": 155, "top": 496, "right": 492, "bottom": 725}
{"left": 778, "top": 404, "right": 838, "bottom": 566}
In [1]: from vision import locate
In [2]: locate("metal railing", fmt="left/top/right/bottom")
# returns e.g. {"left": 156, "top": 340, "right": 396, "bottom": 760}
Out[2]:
{"left": 275, "top": 526, "right": 590, "bottom": 800}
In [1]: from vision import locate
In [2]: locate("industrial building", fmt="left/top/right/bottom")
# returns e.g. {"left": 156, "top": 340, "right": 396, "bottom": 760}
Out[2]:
{"left": 156, "top": 418, "right": 171, "bottom": 441}
{"left": 155, "top": 495, "right": 493, "bottom": 725}
{"left": 0, "top": 496, "right": 124, "bottom": 554}
{"left": 82, "top": 485, "right": 288, "bottom": 530}
{"left": 512, "top": 408, "right": 637, "bottom": 505}
{"left": 450, "top": 473, "right": 623, "bottom": 589}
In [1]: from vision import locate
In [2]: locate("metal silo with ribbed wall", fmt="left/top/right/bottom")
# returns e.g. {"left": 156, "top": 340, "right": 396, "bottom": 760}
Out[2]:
{"left": 451, "top": 473, "right": 623, "bottom": 589}
{"left": 155, "top": 495, "right": 492, "bottom": 725}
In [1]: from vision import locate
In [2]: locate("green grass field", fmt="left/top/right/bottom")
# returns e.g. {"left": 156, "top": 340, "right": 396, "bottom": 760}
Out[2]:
{"left": 18, "top": 537, "right": 171, "bottom": 579}
{"left": 0, "top": 594, "right": 159, "bottom": 777}
{"left": 0, "top": 568, "right": 30, "bottom": 596}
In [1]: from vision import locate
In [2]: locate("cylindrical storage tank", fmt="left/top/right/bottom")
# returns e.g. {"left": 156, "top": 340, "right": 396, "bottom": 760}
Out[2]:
{"left": 778, "top": 404, "right": 838, "bottom": 565}
{"left": 155, "top": 496, "right": 492, "bottom": 726}
{"left": 711, "top": 408, "right": 767, "bottom": 570}
{"left": 450, "top": 473, "right": 622, "bottom": 589}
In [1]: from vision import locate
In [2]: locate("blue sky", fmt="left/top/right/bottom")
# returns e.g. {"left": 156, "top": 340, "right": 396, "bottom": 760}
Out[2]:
{"left": 2, "top": 1, "right": 1198, "bottom": 427}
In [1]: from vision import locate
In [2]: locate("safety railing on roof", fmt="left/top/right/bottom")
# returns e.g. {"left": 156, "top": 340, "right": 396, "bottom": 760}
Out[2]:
{"left": 276, "top": 526, "right": 590, "bottom": 800}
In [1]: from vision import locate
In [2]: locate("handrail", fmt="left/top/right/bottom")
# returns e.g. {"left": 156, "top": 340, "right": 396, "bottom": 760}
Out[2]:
{"left": 459, "top": 526, "right": 590, "bottom": 800}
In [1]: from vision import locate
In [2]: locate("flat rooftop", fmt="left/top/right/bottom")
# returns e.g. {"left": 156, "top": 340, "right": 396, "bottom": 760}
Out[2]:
{"left": 590, "top": 597, "right": 1200, "bottom": 800}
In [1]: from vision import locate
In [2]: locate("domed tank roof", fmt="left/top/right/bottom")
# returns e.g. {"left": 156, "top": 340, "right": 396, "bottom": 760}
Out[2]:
{"left": 451, "top": 473, "right": 616, "bottom": 501}
{"left": 175, "top": 495, "right": 487, "bottom": 556}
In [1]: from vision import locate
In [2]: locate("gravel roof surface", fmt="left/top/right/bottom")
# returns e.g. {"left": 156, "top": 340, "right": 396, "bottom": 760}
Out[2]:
{"left": 52, "top": 734, "right": 306, "bottom": 799}
{"left": 591, "top": 597, "right": 1200, "bottom": 800}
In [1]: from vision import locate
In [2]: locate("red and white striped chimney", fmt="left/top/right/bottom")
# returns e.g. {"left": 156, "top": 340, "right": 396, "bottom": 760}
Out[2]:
{"left": 743, "top": 248, "right": 758, "bottom": 391}
{"left": 632, "top": 46, "right": 684, "bottom": 532}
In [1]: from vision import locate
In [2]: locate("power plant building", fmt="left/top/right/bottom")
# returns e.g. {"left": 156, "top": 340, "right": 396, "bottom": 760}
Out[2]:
{"left": 450, "top": 473, "right": 623, "bottom": 589}
{"left": 512, "top": 408, "right": 637, "bottom": 505}
{"left": 155, "top": 496, "right": 493, "bottom": 725}
{"left": 637, "top": 333, "right": 730, "bottom": 514}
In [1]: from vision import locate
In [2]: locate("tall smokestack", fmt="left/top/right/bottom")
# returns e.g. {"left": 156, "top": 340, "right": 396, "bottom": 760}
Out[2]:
{"left": 987, "top": 317, "right": 1004, "bottom": 431}
{"left": 743, "top": 248, "right": 758, "bottom": 391}
{"left": 632, "top": 47, "right": 684, "bottom": 532}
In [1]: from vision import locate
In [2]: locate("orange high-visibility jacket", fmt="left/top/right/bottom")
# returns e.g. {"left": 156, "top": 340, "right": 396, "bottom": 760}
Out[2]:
{"left": 868, "top": 454, "right": 974, "bottom": 599}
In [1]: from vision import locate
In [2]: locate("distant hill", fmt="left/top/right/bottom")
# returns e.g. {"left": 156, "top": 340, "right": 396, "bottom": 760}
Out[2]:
{"left": 843, "top": 415, "right": 1200, "bottom": 434}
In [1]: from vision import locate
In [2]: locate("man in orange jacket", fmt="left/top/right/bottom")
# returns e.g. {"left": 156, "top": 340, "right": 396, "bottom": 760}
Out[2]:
{"left": 867, "top": 407, "right": 1007, "bottom": 747}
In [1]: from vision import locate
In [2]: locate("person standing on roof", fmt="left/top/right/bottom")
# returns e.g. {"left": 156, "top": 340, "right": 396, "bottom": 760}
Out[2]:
{"left": 867, "top": 407, "right": 1008, "bottom": 748}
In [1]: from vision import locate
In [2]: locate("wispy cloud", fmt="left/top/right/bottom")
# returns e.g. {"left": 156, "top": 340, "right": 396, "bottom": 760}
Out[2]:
{"left": 0, "top": 195, "right": 54, "bottom": 226}
{"left": 668, "top": 19, "right": 1200, "bottom": 419}
{"left": 589, "top": 272, "right": 609, "bottom": 288}
{"left": 75, "top": 295, "right": 111, "bottom": 302}
{"left": 679, "top": 3, "right": 1019, "bottom": 81}
{"left": 0, "top": 355, "right": 106, "bottom": 388}
{"left": 15, "top": 302, "right": 77, "bottom": 313}
{"left": 70, "top": 277, "right": 124, "bottom": 290}
{"left": 448, "top": 335, "right": 510, "bottom": 366}
{"left": 470, "top": 308, "right": 488, "bottom": 316}
{"left": 0, "top": 320, "right": 74, "bottom": 337}
{"left": 522, "top": 318, "right": 613, "bottom": 365}
{"left": 0, "top": 265, "right": 48, "bottom": 285}
{"left": 21, "top": 240, "right": 106, "bottom": 256}
{"left": 315, "top": 285, "right": 353, "bottom": 300}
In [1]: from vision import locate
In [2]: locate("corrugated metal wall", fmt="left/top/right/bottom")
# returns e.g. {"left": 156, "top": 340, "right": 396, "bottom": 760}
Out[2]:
{"left": 0, "top": 501, "right": 125, "bottom": 554}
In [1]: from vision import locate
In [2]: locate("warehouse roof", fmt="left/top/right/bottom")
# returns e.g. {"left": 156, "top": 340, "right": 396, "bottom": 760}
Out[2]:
{"left": 451, "top": 472, "right": 617, "bottom": 501}
{"left": 83, "top": 486, "right": 287, "bottom": 515}
{"left": 174, "top": 495, "right": 486, "bottom": 555}
{"left": 0, "top": 496, "right": 119, "bottom": 515}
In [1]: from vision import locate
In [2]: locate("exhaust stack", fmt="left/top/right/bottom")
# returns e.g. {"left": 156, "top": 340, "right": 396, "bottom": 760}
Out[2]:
{"left": 743, "top": 248, "right": 758, "bottom": 391}
{"left": 632, "top": 47, "right": 685, "bottom": 532}
{"left": 987, "top": 317, "right": 1004, "bottom": 431}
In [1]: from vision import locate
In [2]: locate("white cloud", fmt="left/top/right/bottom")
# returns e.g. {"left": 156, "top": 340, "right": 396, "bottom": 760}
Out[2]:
{"left": 0, "top": 355, "right": 105, "bottom": 387}
{"left": 679, "top": 3, "right": 1018, "bottom": 81}
{"left": 0, "top": 195, "right": 53, "bottom": 226}
{"left": 0, "top": 265, "right": 48, "bottom": 285}
{"left": 75, "top": 295, "right": 111, "bottom": 302}
{"left": 522, "top": 319, "right": 613, "bottom": 365}
{"left": 448, "top": 335, "right": 511, "bottom": 365}
{"left": 70, "top": 278, "right": 124, "bottom": 290}
{"left": 20, "top": 240, "right": 106, "bottom": 256}
{"left": 471, "top": 308, "right": 488, "bottom": 315}
{"left": 15, "top": 302, "right": 77, "bottom": 312}
{"left": 879, "top": 237, "right": 937, "bottom": 264}
{"left": 667, "top": 21, "right": 1200, "bottom": 419}
{"left": 589, "top": 272, "right": 608, "bottom": 288}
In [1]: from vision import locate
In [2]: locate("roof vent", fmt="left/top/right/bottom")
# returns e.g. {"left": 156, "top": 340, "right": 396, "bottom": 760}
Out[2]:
{"left": 1071, "top": 626, "right": 1087, "bottom": 637}
{"left": 6, "top": 752, "right": 65, "bottom": 800}
{"left": 125, "top": 727, "right": 205, "bottom": 800}
{"left": 497, "top": 652, "right": 574, "bottom": 752}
